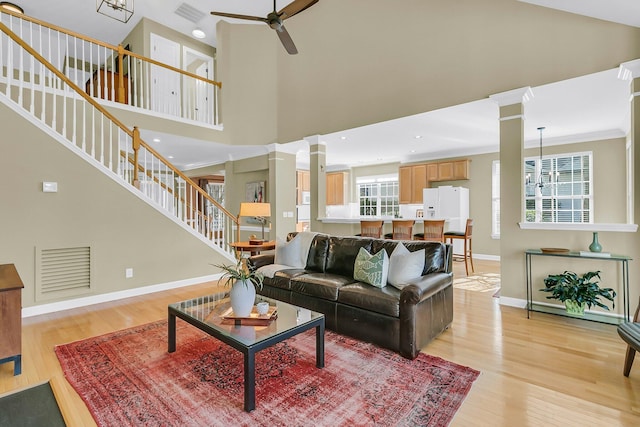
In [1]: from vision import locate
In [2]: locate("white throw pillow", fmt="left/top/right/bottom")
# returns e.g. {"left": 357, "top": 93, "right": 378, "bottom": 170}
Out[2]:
{"left": 274, "top": 235, "right": 304, "bottom": 268}
{"left": 353, "top": 247, "right": 389, "bottom": 288}
{"left": 387, "top": 243, "right": 425, "bottom": 290}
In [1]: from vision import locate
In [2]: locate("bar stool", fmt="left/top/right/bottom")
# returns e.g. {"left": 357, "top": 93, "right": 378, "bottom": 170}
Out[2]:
{"left": 384, "top": 220, "right": 415, "bottom": 240}
{"left": 413, "top": 219, "right": 446, "bottom": 242}
{"left": 444, "top": 218, "right": 474, "bottom": 275}
{"left": 358, "top": 220, "right": 384, "bottom": 238}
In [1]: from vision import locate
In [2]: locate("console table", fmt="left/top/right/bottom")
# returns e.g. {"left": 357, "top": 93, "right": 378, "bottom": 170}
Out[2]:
{"left": 525, "top": 249, "right": 632, "bottom": 324}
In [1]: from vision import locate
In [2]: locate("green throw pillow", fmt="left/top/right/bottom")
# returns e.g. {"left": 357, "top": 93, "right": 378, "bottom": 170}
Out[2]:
{"left": 353, "top": 247, "right": 389, "bottom": 288}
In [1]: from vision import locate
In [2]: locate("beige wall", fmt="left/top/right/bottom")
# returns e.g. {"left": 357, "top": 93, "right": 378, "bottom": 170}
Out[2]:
{"left": 0, "top": 103, "right": 229, "bottom": 308}
{"left": 266, "top": 0, "right": 640, "bottom": 143}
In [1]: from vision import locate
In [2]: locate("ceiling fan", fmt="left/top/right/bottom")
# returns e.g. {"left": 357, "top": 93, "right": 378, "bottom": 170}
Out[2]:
{"left": 211, "top": 0, "right": 319, "bottom": 55}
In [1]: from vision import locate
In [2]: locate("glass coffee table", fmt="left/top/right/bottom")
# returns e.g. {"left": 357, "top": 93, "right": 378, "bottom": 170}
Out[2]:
{"left": 168, "top": 293, "right": 325, "bottom": 412}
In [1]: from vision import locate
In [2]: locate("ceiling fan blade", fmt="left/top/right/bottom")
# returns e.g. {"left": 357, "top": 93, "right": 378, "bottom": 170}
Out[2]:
{"left": 278, "top": 0, "right": 319, "bottom": 20}
{"left": 275, "top": 25, "right": 298, "bottom": 55}
{"left": 210, "top": 11, "right": 267, "bottom": 23}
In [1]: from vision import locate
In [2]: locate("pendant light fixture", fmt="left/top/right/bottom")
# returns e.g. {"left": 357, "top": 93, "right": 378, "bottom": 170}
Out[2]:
{"left": 536, "top": 126, "right": 546, "bottom": 188}
{"left": 0, "top": 2, "right": 24, "bottom": 14}
{"left": 97, "top": 0, "right": 134, "bottom": 23}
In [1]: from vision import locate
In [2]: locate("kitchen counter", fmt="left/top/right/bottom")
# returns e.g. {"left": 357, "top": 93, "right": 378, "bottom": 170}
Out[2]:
{"left": 318, "top": 217, "right": 447, "bottom": 224}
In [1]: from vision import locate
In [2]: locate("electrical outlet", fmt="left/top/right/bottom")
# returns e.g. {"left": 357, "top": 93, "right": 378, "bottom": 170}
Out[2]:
{"left": 125, "top": 268, "right": 134, "bottom": 278}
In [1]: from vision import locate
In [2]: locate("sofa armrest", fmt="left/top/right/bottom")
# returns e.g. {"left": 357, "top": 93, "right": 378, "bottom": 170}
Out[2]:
{"left": 400, "top": 272, "right": 453, "bottom": 305}
{"left": 247, "top": 254, "right": 275, "bottom": 271}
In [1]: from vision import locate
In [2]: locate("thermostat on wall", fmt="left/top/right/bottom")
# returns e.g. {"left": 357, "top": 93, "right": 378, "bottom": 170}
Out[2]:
{"left": 42, "top": 182, "right": 58, "bottom": 193}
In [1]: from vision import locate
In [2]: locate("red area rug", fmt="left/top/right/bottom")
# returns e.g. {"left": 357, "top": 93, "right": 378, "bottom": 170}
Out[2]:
{"left": 55, "top": 320, "right": 479, "bottom": 426}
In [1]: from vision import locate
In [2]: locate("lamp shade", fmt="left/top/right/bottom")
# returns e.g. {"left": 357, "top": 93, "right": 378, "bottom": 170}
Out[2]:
{"left": 239, "top": 202, "right": 271, "bottom": 218}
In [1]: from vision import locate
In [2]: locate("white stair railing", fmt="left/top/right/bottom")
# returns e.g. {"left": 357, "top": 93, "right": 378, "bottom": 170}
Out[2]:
{"left": 0, "top": 9, "right": 221, "bottom": 126}
{"left": 0, "top": 22, "right": 237, "bottom": 255}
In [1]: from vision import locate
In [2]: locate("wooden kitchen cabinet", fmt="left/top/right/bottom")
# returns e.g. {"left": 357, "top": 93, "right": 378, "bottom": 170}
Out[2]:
{"left": 399, "top": 165, "right": 427, "bottom": 204}
{"left": 453, "top": 159, "right": 470, "bottom": 180}
{"left": 436, "top": 159, "right": 470, "bottom": 181}
{"left": 0, "top": 264, "right": 24, "bottom": 376}
{"left": 426, "top": 163, "right": 439, "bottom": 182}
{"left": 296, "top": 170, "right": 310, "bottom": 204}
{"left": 326, "top": 172, "right": 348, "bottom": 205}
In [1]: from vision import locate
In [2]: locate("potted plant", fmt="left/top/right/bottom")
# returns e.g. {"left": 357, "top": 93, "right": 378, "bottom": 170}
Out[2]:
{"left": 215, "top": 258, "right": 264, "bottom": 317}
{"left": 540, "top": 270, "right": 616, "bottom": 316}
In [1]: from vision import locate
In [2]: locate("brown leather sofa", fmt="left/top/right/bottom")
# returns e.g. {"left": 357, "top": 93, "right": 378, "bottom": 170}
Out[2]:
{"left": 248, "top": 234, "right": 453, "bottom": 359}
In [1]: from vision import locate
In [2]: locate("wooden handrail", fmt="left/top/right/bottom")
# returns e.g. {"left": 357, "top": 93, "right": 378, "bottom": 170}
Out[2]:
{"left": 0, "top": 8, "right": 221, "bottom": 88}
{"left": 0, "top": 21, "right": 237, "bottom": 233}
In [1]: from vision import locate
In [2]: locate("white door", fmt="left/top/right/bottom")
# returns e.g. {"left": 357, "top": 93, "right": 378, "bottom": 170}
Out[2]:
{"left": 183, "top": 47, "right": 214, "bottom": 124}
{"left": 150, "top": 33, "right": 181, "bottom": 116}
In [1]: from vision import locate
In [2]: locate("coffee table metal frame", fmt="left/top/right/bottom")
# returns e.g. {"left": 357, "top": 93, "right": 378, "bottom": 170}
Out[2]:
{"left": 168, "top": 294, "right": 325, "bottom": 412}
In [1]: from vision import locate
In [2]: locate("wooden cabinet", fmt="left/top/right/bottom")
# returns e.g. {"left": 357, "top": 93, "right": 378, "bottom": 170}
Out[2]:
{"left": 426, "top": 163, "right": 439, "bottom": 182}
{"left": 326, "top": 172, "right": 348, "bottom": 205}
{"left": 400, "top": 159, "right": 470, "bottom": 204}
{"left": 399, "top": 164, "right": 427, "bottom": 204}
{"left": 0, "top": 264, "right": 24, "bottom": 376}
{"left": 399, "top": 166, "right": 413, "bottom": 204}
{"left": 453, "top": 159, "right": 470, "bottom": 180}
{"left": 85, "top": 70, "right": 130, "bottom": 104}
{"left": 296, "top": 170, "right": 310, "bottom": 204}
{"left": 437, "top": 162, "right": 455, "bottom": 181}
{"left": 437, "top": 159, "right": 470, "bottom": 181}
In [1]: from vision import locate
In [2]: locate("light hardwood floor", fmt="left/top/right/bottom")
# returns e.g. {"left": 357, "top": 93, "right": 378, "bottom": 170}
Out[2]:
{"left": 0, "top": 259, "right": 638, "bottom": 426}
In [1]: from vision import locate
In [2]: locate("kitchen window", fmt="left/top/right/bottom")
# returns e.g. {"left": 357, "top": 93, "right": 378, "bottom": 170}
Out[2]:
{"left": 357, "top": 177, "right": 399, "bottom": 217}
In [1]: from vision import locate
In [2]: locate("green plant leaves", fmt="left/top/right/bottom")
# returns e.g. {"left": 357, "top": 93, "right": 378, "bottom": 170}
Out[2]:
{"left": 539, "top": 270, "right": 616, "bottom": 310}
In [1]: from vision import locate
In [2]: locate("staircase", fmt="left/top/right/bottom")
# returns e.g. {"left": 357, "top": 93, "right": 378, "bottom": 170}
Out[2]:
{"left": 0, "top": 11, "right": 238, "bottom": 257}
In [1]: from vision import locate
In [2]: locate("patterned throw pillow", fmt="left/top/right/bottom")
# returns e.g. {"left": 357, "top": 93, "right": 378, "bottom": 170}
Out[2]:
{"left": 387, "top": 243, "right": 425, "bottom": 290}
{"left": 353, "top": 247, "right": 389, "bottom": 288}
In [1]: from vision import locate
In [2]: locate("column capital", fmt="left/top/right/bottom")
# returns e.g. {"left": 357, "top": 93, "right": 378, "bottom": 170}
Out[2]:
{"left": 304, "top": 135, "right": 326, "bottom": 147}
{"left": 489, "top": 87, "right": 534, "bottom": 106}
{"left": 618, "top": 59, "right": 640, "bottom": 81}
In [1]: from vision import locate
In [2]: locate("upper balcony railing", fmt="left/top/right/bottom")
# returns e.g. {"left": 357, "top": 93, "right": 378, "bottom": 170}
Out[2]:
{"left": 0, "top": 9, "right": 222, "bottom": 126}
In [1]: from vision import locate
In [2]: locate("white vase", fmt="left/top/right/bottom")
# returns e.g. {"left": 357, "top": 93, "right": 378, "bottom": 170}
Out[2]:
{"left": 229, "top": 279, "right": 256, "bottom": 317}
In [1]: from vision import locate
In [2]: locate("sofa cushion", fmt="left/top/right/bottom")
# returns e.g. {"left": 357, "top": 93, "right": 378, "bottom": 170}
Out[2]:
{"left": 263, "top": 268, "right": 308, "bottom": 290}
{"left": 275, "top": 236, "right": 304, "bottom": 267}
{"left": 338, "top": 283, "right": 401, "bottom": 317}
{"left": 325, "top": 236, "right": 374, "bottom": 278}
{"left": 291, "top": 272, "right": 357, "bottom": 301}
{"left": 306, "top": 234, "right": 330, "bottom": 272}
{"left": 353, "top": 247, "right": 389, "bottom": 288}
{"left": 372, "top": 240, "right": 446, "bottom": 275}
{"left": 387, "top": 243, "right": 425, "bottom": 290}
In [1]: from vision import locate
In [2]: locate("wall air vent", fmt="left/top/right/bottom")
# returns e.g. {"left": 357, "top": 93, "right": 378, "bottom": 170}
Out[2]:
{"left": 36, "top": 246, "right": 92, "bottom": 301}
{"left": 175, "top": 3, "right": 206, "bottom": 23}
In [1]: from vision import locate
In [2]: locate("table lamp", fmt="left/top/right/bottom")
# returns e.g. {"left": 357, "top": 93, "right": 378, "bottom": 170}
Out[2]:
{"left": 239, "top": 202, "right": 271, "bottom": 242}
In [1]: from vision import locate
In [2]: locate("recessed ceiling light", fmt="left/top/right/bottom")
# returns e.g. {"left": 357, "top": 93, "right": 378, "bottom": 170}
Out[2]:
{"left": 410, "top": 150, "right": 416, "bottom": 153}
{"left": 192, "top": 28, "right": 206, "bottom": 39}
{"left": 153, "top": 138, "right": 161, "bottom": 143}
{"left": 340, "top": 136, "right": 347, "bottom": 140}
{"left": 414, "top": 135, "right": 422, "bottom": 139}
{"left": 168, "top": 155, "right": 174, "bottom": 159}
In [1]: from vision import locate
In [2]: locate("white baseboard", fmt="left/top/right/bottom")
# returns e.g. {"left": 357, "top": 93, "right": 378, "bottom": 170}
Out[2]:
{"left": 498, "top": 296, "right": 527, "bottom": 308}
{"left": 472, "top": 253, "right": 500, "bottom": 262}
{"left": 22, "top": 274, "right": 223, "bottom": 318}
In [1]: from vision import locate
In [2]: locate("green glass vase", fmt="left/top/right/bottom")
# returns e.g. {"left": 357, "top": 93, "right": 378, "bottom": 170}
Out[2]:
{"left": 588, "top": 232, "right": 602, "bottom": 253}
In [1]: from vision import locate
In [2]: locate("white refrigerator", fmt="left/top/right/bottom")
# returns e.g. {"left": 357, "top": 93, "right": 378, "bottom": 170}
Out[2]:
{"left": 423, "top": 186, "right": 469, "bottom": 253}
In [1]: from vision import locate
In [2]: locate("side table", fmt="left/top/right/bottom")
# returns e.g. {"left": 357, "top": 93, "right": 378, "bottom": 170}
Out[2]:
{"left": 230, "top": 240, "right": 276, "bottom": 256}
